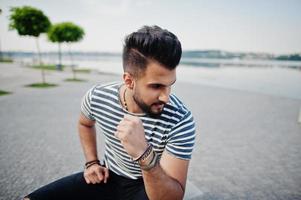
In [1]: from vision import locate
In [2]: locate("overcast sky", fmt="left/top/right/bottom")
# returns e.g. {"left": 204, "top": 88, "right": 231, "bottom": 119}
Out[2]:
{"left": 0, "top": 0, "right": 300, "bottom": 54}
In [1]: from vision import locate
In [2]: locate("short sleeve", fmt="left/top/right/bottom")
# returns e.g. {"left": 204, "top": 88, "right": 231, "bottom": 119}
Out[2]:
{"left": 80, "top": 86, "right": 96, "bottom": 121}
{"left": 165, "top": 111, "right": 196, "bottom": 160}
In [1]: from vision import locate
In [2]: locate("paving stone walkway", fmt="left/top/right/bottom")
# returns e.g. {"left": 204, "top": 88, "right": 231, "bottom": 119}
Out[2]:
{"left": 1, "top": 63, "right": 300, "bottom": 200}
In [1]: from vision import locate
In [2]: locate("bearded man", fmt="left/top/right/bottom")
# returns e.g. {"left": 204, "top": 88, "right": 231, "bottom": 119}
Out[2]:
{"left": 24, "top": 25, "right": 196, "bottom": 200}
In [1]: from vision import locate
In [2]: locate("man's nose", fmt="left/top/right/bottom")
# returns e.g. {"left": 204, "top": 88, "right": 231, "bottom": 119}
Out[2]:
{"left": 158, "top": 87, "right": 170, "bottom": 104}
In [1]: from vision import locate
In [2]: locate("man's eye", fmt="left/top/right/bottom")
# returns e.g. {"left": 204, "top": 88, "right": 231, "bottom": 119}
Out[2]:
{"left": 151, "top": 84, "right": 162, "bottom": 89}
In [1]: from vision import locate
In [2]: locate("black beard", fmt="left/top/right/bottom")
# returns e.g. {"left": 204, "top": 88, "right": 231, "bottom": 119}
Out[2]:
{"left": 132, "top": 94, "right": 164, "bottom": 118}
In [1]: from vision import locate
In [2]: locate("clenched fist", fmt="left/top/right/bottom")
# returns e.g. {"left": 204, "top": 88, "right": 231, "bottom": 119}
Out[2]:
{"left": 84, "top": 164, "right": 109, "bottom": 184}
{"left": 115, "top": 114, "right": 148, "bottom": 159}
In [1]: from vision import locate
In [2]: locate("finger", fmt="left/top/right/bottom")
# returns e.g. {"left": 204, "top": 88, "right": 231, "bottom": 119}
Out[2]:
{"left": 103, "top": 168, "right": 109, "bottom": 183}
{"left": 87, "top": 175, "right": 94, "bottom": 184}
{"left": 84, "top": 174, "right": 91, "bottom": 184}
{"left": 84, "top": 170, "right": 93, "bottom": 184}
{"left": 116, "top": 123, "right": 125, "bottom": 132}
{"left": 114, "top": 130, "right": 120, "bottom": 138}
{"left": 88, "top": 173, "right": 97, "bottom": 184}
{"left": 118, "top": 120, "right": 129, "bottom": 130}
{"left": 93, "top": 170, "right": 102, "bottom": 183}
{"left": 91, "top": 176, "right": 98, "bottom": 184}
{"left": 85, "top": 169, "right": 97, "bottom": 184}
{"left": 86, "top": 176, "right": 94, "bottom": 184}
{"left": 116, "top": 125, "right": 128, "bottom": 133}
{"left": 95, "top": 168, "right": 104, "bottom": 182}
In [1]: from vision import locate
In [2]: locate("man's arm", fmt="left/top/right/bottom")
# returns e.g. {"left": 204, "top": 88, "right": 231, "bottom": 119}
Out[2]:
{"left": 116, "top": 114, "right": 190, "bottom": 199}
{"left": 78, "top": 113, "right": 97, "bottom": 162}
{"left": 78, "top": 113, "right": 109, "bottom": 184}
{"left": 142, "top": 151, "right": 189, "bottom": 200}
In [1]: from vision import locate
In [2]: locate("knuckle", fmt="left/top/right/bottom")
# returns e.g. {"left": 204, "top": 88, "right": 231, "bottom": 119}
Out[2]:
{"left": 114, "top": 131, "right": 119, "bottom": 138}
{"left": 117, "top": 124, "right": 121, "bottom": 129}
{"left": 118, "top": 132, "right": 125, "bottom": 140}
{"left": 120, "top": 135, "right": 127, "bottom": 142}
{"left": 128, "top": 120, "right": 134, "bottom": 126}
{"left": 86, "top": 174, "right": 92, "bottom": 180}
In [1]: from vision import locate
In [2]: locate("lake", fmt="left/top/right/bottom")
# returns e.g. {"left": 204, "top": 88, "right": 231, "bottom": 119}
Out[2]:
{"left": 14, "top": 54, "right": 301, "bottom": 100}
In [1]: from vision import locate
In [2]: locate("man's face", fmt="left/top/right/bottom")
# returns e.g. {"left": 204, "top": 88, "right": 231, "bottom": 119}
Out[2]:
{"left": 132, "top": 61, "right": 176, "bottom": 117}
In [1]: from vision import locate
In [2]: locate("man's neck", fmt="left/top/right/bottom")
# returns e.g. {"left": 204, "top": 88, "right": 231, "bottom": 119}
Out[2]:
{"left": 122, "top": 85, "right": 144, "bottom": 114}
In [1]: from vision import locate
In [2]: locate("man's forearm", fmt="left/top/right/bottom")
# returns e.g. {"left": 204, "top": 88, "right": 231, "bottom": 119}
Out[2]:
{"left": 78, "top": 123, "right": 98, "bottom": 162}
{"left": 142, "top": 163, "right": 184, "bottom": 200}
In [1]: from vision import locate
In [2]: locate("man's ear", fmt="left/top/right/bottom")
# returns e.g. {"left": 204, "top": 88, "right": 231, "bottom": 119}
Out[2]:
{"left": 123, "top": 72, "right": 134, "bottom": 89}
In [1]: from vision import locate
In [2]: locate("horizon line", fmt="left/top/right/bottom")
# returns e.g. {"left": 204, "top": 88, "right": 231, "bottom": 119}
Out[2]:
{"left": 2, "top": 49, "right": 301, "bottom": 56}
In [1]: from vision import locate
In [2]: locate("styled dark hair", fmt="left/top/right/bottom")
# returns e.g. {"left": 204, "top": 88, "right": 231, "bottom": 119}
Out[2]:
{"left": 122, "top": 25, "right": 182, "bottom": 77}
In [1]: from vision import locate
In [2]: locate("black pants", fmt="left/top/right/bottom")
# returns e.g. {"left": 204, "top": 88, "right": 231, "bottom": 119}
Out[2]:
{"left": 25, "top": 170, "right": 149, "bottom": 200}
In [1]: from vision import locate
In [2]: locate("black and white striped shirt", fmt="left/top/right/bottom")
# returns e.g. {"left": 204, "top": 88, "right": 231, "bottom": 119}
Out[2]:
{"left": 81, "top": 82, "right": 195, "bottom": 179}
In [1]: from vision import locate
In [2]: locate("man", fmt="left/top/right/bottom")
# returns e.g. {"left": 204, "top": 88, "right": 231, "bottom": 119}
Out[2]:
{"left": 24, "top": 25, "right": 195, "bottom": 200}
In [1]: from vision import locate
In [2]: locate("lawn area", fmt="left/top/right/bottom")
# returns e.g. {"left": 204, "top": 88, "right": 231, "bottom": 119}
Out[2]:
{"left": 31, "top": 65, "right": 91, "bottom": 73}
{"left": 0, "top": 90, "right": 11, "bottom": 96}
{"left": 0, "top": 58, "right": 13, "bottom": 63}
{"left": 31, "top": 64, "right": 65, "bottom": 71}
{"left": 74, "top": 68, "right": 91, "bottom": 73}
{"left": 25, "top": 83, "right": 58, "bottom": 88}
{"left": 64, "top": 78, "right": 86, "bottom": 82}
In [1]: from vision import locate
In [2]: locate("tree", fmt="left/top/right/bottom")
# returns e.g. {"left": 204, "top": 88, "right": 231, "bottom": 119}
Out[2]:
{"left": 47, "top": 22, "right": 84, "bottom": 78}
{"left": 0, "top": 8, "right": 2, "bottom": 60}
{"left": 9, "top": 6, "right": 51, "bottom": 84}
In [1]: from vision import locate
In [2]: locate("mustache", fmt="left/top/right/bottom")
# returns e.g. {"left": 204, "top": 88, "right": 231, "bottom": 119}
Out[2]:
{"left": 152, "top": 101, "right": 166, "bottom": 106}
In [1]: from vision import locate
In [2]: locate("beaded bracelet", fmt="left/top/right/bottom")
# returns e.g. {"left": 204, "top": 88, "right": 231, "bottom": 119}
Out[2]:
{"left": 85, "top": 159, "right": 100, "bottom": 167}
{"left": 133, "top": 144, "right": 152, "bottom": 162}
{"left": 85, "top": 162, "right": 101, "bottom": 169}
{"left": 140, "top": 150, "right": 159, "bottom": 171}
{"left": 85, "top": 159, "right": 100, "bottom": 169}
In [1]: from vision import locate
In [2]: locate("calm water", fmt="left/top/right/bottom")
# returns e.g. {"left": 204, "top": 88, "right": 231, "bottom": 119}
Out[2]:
{"left": 16, "top": 55, "right": 301, "bottom": 100}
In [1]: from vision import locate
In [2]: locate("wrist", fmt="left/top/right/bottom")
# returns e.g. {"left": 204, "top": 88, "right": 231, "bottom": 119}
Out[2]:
{"left": 140, "top": 151, "right": 159, "bottom": 171}
{"left": 85, "top": 159, "right": 100, "bottom": 169}
{"left": 85, "top": 155, "right": 99, "bottom": 163}
{"left": 137, "top": 145, "right": 159, "bottom": 171}
{"left": 134, "top": 144, "right": 152, "bottom": 162}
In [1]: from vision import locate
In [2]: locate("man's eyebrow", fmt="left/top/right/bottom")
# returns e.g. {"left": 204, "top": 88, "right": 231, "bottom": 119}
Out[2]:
{"left": 149, "top": 79, "right": 177, "bottom": 87}
{"left": 166, "top": 79, "right": 177, "bottom": 86}
{"left": 171, "top": 79, "right": 177, "bottom": 85}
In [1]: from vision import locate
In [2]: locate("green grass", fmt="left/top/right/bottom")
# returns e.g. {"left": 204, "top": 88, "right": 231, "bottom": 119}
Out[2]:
{"left": 31, "top": 64, "right": 65, "bottom": 71}
{"left": 64, "top": 78, "right": 86, "bottom": 82}
{"left": 74, "top": 68, "right": 91, "bottom": 73}
{"left": 25, "top": 83, "right": 58, "bottom": 88}
{"left": 0, "top": 57, "right": 13, "bottom": 63}
{"left": 74, "top": 68, "right": 91, "bottom": 74}
{"left": 31, "top": 65, "right": 91, "bottom": 73}
{"left": 0, "top": 90, "right": 11, "bottom": 96}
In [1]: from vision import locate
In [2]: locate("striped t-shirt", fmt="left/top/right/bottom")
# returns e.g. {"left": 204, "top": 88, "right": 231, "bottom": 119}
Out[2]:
{"left": 81, "top": 82, "right": 195, "bottom": 179}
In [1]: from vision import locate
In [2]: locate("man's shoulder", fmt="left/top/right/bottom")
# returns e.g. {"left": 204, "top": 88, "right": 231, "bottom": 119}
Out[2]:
{"left": 92, "top": 82, "right": 121, "bottom": 91}
{"left": 163, "top": 94, "right": 192, "bottom": 120}
{"left": 167, "top": 94, "right": 190, "bottom": 112}
{"left": 89, "top": 82, "right": 121, "bottom": 96}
